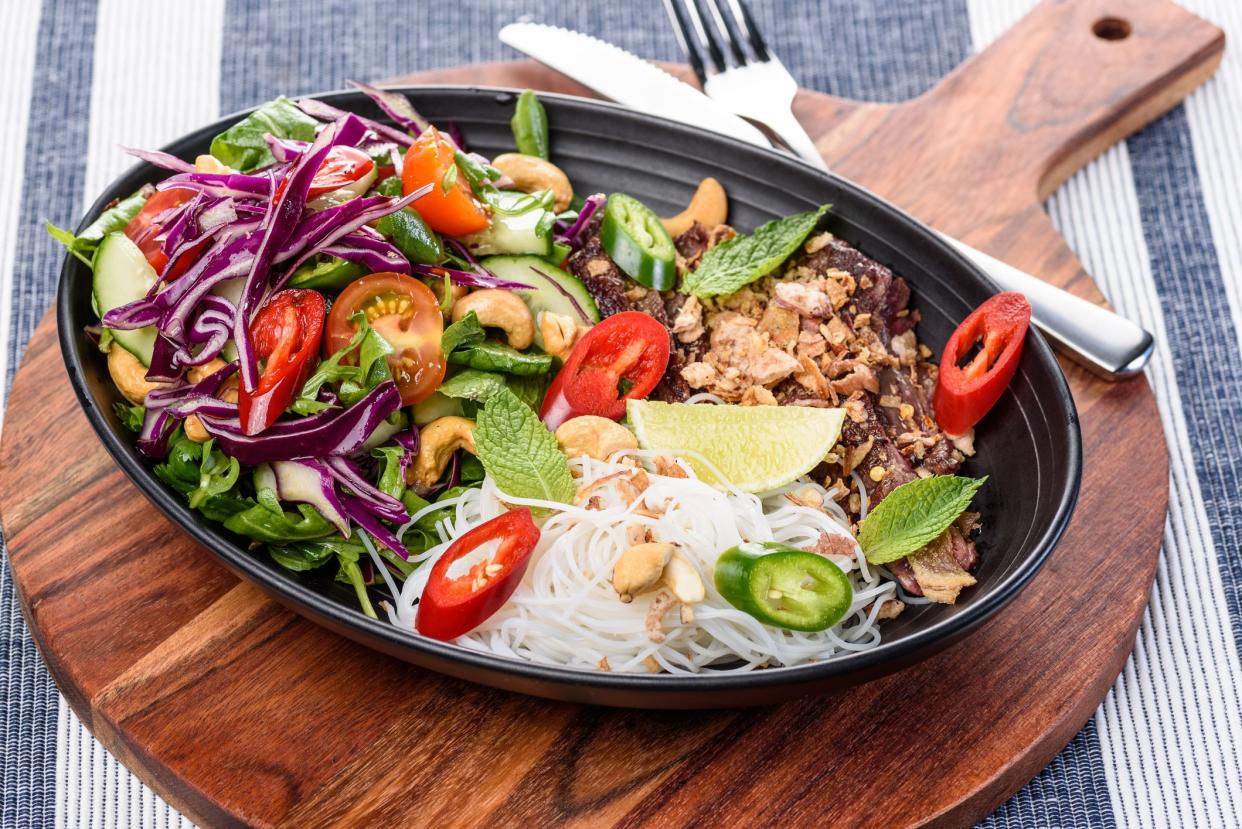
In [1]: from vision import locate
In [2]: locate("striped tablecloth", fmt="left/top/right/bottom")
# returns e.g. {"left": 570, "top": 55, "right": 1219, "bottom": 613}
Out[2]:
{"left": 3, "top": 1, "right": 1241, "bottom": 826}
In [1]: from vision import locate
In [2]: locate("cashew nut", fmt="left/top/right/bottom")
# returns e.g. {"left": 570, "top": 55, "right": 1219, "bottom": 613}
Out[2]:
{"left": 555, "top": 416, "right": 638, "bottom": 461}
{"left": 107, "top": 347, "right": 163, "bottom": 405}
{"left": 490, "top": 153, "right": 573, "bottom": 212}
{"left": 451, "top": 289, "right": 535, "bottom": 350}
{"left": 538, "top": 311, "right": 589, "bottom": 361}
{"left": 410, "top": 416, "right": 476, "bottom": 490}
{"left": 662, "top": 553, "right": 705, "bottom": 604}
{"left": 612, "top": 542, "right": 674, "bottom": 602}
{"left": 194, "top": 154, "right": 233, "bottom": 174}
{"left": 184, "top": 415, "right": 210, "bottom": 443}
{"left": 660, "top": 177, "right": 728, "bottom": 237}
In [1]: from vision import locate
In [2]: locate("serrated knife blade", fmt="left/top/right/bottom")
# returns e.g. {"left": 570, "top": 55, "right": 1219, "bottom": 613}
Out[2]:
{"left": 498, "top": 22, "right": 770, "bottom": 148}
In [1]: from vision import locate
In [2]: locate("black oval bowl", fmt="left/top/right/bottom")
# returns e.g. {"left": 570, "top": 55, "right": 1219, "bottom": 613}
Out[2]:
{"left": 58, "top": 87, "right": 1081, "bottom": 708}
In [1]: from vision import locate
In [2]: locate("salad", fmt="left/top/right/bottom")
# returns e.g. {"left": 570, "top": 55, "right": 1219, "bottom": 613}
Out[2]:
{"left": 52, "top": 85, "right": 1031, "bottom": 674}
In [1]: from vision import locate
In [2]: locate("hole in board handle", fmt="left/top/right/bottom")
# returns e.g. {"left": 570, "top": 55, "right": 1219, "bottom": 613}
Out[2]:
{"left": 1092, "top": 17, "right": 1131, "bottom": 41}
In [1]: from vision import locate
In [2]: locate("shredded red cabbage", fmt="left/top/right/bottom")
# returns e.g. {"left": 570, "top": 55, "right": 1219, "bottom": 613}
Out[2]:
{"left": 295, "top": 97, "right": 414, "bottom": 148}
{"left": 197, "top": 380, "right": 402, "bottom": 464}
{"left": 348, "top": 80, "right": 429, "bottom": 136}
{"left": 556, "top": 193, "right": 606, "bottom": 250}
{"left": 121, "top": 146, "right": 197, "bottom": 174}
{"left": 409, "top": 263, "right": 532, "bottom": 291}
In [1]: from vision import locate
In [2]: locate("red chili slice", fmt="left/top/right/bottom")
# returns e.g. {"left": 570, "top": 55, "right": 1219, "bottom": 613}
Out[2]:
{"left": 415, "top": 508, "right": 541, "bottom": 640}
{"left": 932, "top": 291, "right": 1032, "bottom": 436}
{"left": 238, "top": 289, "right": 326, "bottom": 435}
{"left": 539, "top": 311, "right": 671, "bottom": 430}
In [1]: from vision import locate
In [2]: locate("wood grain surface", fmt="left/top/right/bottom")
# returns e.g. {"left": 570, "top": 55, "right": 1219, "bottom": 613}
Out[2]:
{"left": 1, "top": 0, "right": 1220, "bottom": 826}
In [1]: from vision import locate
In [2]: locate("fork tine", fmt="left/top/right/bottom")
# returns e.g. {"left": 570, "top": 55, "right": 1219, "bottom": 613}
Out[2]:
{"left": 685, "top": 0, "right": 731, "bottom": 72}
{"left": 661, "top": 0, "right": 710, "bottom": 86}
{"left": 703, "top": 0, "right": 750, "bottom": 65}
{"left": 729, "top": 0, "right": 771, "bottom": 62}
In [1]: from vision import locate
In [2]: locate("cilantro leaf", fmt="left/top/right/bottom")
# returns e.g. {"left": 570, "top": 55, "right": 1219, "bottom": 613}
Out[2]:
{"left": 474, "top": 387, "right": 575, "bottom": 503}
{"left": 681, "top": 205, "right": 830, "bottom": 298}
{"left": 858, "top": 475, "right": 986, "bottom": 565}
{"left": 293, "top": 311, "right": 393, "bottom": 413}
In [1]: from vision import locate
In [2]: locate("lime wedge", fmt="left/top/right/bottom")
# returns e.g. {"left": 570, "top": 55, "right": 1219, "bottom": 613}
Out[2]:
{"left": 627, "top": 400, "right": 845, "bottom": 493}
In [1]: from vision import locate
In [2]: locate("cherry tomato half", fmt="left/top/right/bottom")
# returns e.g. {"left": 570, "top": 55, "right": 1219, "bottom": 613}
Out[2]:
{"left": 415, "top": 508, "right": 541, "bottom": 640}
{"left": 539, "top": 311, "right": 671, "bottom": 430}
{"left": 238, "top": 289, "right": 327, "bottom": 435}
{"left": 401, "top": 127, "right": 490, "bottom": 237}
{"left": 307, "top": 145, "right": 374, "bottom": 198}
{"left": 124, "top": 188, "right": 199, "bottom": 277}
{"left": 325, "top": 272, "right": 447, "bottom": 406}
{"left": 932, "top": 291, "right": 1031, "bottom": 436}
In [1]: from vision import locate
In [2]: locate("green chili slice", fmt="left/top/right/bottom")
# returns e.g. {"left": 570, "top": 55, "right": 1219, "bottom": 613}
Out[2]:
{"left": 600, "top": 193, "right": 677, "bottom": 291}
{"left": 714, "top": 541, "right": 854, "bottom": 632}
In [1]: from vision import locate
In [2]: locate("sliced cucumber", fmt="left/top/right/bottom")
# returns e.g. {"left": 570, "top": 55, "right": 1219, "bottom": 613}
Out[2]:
{"left": 460, "top": 191, "right": 553, "bottom": 257}
{"left": 412, "top": 391, "right": 464, "bottom": 425}
{"left": 480, "top": 255, "right": 600, "bottom": 349}
{"left": 92, "top": 232, "right": 158, "bottom": 365}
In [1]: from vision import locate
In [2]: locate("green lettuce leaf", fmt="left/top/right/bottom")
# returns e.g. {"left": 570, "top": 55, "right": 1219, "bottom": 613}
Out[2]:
{"left": 858, "top": 475, "right": 987, "bottom": 565}
{"left": 441, "top": 311, "right": 552, "bottom": 376}
{"left": 474, "top": 387, "right": 575, "bottom": 503}
{"left": 441, "top": 310, "right": 486, "bottom": 355}
{"left": 447, "top": 342, "right": 552, "bottom": 376}
{"left": 209, "top": 96, "right": 318, "bottom": 172}
{"left": 437, "top": 369, "right": 545, "bottom": 409}
{"left": 223, "top": 486, "right": 335, "bottom": 542}
{"left": 681, "top": 205, "right": 829, "bottom": 298}
{"left": 47, "top": 188, "right": 149, "bottom": 267}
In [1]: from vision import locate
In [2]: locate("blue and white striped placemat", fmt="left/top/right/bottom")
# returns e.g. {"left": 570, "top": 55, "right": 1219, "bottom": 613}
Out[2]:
{"left": 3, "top": 1, "right": 1241, "bottom": 826}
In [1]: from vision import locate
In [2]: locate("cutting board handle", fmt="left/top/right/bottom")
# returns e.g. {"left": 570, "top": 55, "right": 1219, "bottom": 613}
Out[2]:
{"left": 931, "top": 0, "right": 1224, "bottom": 200}
{"left": 815, "top": 0, "right": 1224, "bottom": 304}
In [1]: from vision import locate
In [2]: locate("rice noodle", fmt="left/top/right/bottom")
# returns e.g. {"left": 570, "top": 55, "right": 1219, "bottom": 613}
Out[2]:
{"left": 391, "top": 453, "right": 900, "bottom": 674}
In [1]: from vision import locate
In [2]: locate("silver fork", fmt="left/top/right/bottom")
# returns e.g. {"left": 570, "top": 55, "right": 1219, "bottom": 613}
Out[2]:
{"left": 662, "top": 0, "right": 1155, "bottom": 380}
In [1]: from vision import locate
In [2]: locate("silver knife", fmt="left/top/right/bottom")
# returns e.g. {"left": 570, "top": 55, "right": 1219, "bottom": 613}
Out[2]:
{"left": 499, "top": 22, "right": 1155, "bottom": 380}
{"left": 499, "top": 23, "right": 769, "bottom": 147}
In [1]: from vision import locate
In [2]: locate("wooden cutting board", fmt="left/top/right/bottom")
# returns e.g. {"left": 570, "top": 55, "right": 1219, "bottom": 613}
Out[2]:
{"left": 1, "top": 1, "right": 1220, "bottom": 826}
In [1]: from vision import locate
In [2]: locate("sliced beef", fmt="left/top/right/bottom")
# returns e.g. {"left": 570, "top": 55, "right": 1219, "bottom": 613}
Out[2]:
{"left": 833, "top": 395, "right": 977, "bottom": 599}
{"left": 674, "top": 221, "right": 712, "bottom": 262}
{"left": 568, "top": 217, "right": 634, "bottom": 320}
{"left": 796, "top": 237, "right": 918, "bottom": 341}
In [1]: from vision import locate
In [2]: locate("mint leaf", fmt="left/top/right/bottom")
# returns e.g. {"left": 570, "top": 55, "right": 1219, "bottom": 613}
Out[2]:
{"left": 474, "top": 387, "right": 575, "bottom": 504}
{"left": 682, "top": 205, "right": 829, "bottom": 298}
{"left": 209, "top": 96, "right": 318, "bottom": 171}
{"left": 859, "top": 475, "right": 986, "bottom": 565}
